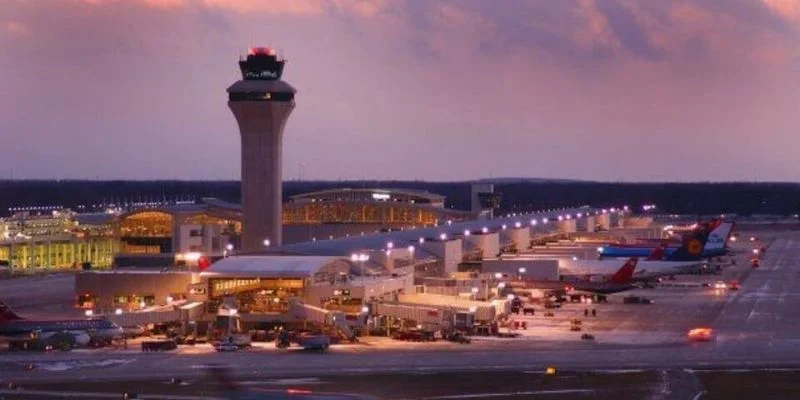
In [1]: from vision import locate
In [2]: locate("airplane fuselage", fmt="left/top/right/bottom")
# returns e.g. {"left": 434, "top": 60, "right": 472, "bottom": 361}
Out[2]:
{"left": 0, "top": 318, "right": 123, "bottom": 344}
{"left": 599, "top": 246, "right": 726, "bottom": 259}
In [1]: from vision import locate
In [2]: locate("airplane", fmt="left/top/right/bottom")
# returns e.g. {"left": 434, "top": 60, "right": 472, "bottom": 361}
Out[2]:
{"left": 0, "top": 302, "right": 123, "bottom": 350}
{"left": 563, "top": 257, "right": 640, "bottom": 295}
{"left": 508, "top": 258, "right": 640, "bottom": 296}
{"left": 558, "top": 254, "right": 702, "bottom": 282}
{"left": 645, "top": 241, "right": 668, "bottom": 261}
{"left": 597, "top": 221, "right": 735, "bottom": 261}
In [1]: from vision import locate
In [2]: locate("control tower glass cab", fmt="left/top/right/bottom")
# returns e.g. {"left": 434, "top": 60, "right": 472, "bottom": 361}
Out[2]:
{"left": 238, "top": 47, "right": 285, "bottom": 80}
{"left": 227, "top": 47, "right": 296, "bottom": 251}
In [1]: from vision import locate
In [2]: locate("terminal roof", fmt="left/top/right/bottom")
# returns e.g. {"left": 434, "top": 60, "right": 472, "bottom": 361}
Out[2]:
{"left": 200, "top": 255, "right": 344, "bottom": 278}
{"left": 279, "top": 207, "right": 593, "bottom": 256}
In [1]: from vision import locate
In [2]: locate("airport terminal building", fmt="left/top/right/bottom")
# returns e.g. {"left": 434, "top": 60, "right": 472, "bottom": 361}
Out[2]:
{"left": 1, "top": 188, "right": 477, "bottom": 271}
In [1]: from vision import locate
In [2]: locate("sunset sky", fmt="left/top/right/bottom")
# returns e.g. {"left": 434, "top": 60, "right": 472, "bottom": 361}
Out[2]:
{"left": 1, "top": 0, "right": 799, "bottom": 181}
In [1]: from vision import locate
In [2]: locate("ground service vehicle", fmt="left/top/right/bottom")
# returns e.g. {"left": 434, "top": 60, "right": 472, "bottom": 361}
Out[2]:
{"left": 141, "top": 339, "right": 177, "bottom": 351}
{"left": 688, "top": 327, "right": 714, "bottom": 342}
{"left": 446, "top": 331, "right": 470, "bottom": 344}
{"left": 297, "top": 334, "right": 331, "bottom": 350}
{"left": 522, "top": 307, "right": 535, "bottom": 315}
{"left": 623, "top": 296, "right": 652, "bottom": 304}
{"left": 215, "top": 342, "right": 239, "bottom": 352}
{"left": 392, "top": 329, "right": 435, "bottom": 342}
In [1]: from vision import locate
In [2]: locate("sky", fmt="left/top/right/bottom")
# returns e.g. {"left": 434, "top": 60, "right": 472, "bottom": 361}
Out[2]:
{"left": 1, "top": 0, "right": 799, "bottom": 182}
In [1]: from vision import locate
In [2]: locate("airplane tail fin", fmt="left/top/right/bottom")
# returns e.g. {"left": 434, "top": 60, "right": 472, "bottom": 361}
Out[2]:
{"left": 702, "top": 221, "right": 734, "bottom": 253}
{"left": 645, "top": 241, "right": 667, "bottom": 261}
{"left": 667, "top": 219, "right": 727, "bottom": 261}
{"left": 609, "top": 258, "right": 638, "bottom": 284}
{"left": 0, "top": 302, "right": 23, "bottom": 322}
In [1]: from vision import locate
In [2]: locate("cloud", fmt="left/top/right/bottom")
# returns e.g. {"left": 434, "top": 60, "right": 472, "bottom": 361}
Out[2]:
{"left": 2, "top": 20, "right": 30, "bottom": 36}
{"left": 1, "top": 0, "right": 799, "bottom": 180}
{"left": 760, "top": 0, "right": 800, "bottom": 23}
{"left": 594, "top": 0, "right": 668, "bottom": 60}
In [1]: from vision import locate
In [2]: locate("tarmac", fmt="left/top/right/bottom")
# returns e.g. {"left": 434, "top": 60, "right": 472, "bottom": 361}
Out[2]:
{"left": 1, "top": 229, "right": 799, "bottom": 399}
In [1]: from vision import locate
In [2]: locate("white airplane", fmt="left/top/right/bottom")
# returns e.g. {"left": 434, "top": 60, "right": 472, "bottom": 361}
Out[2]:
{"left": 558, "top": 258, "right": 701, "bottom": 281}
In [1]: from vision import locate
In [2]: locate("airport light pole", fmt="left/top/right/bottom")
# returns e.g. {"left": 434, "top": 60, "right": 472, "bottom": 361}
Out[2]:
{"left": 351, "top": 253, "right": 370, "bottom": 277}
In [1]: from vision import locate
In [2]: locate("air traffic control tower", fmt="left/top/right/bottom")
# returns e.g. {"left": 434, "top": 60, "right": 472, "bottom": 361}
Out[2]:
{"left": 227, "top": 47, "right": 296, "bottom": 251}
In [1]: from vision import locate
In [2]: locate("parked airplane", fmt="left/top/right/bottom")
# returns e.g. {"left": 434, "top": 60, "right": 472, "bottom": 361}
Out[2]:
{"left": 509, "top": 258, "right": 641, "bottom": 296}
{"left": 559, "top": 256, "right": 701, "bottom": 282}
{"left": 563, "top": 257, "right": 640, "bottom": 295}
{"left": 597, "top": 221, "right": 734, "bottom": 261}
{"left": 0, "top": 303, "right": 123, "bottom": 350}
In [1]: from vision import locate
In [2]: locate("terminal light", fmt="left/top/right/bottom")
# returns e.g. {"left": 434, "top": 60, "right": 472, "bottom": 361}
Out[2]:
{"left": 494, "top": 273, "right": 503, "bottom": 279}
{"left": 506, "top": 294, "right": 515, "bottom": 300}
{"left": 166, "top": 296, "right": 174, "bottom": 304}
{"left": 115, "top": 308, "right": 123, "bottom": 315}
{"left": 502, "top": 224, "right": 507, "bottom": 230}
{"left": 184, "top": 252, "right": 202, "bottom": 262}
{"left": 85, "top": 310, "right": 94, "bottom": 317}
{"left": 407, "top": 245, "right": 415, "bottom": 253}
{"left": 464, "top": 230, "right": 471, "bottom": 236}
{"left": 350, "top": 254, "right": 359, "bottom": 262}
{"left": 542, "top": 218, "right": 549, "bottom": 224}
{"left": 387, "top": 241, "right": 394, "bottom": 249}
{"left": 558, "top": 215, "right": 564, "bottom": 221}
{"left": 530, "top": 219, "right": 538, "bottom": 226}
{"left": 471, "top": 287, "right": 479, "bottom": 294}
{"left": 498, "top": 282, "right": 506, "bottom": 289}
{"left": 226, "top": 244, "right": 234, "bottom": 251}
{"left": 361, "top": 306, "right": 369, "bottom": 313}
{"left": 482, "top": 227, "right": 489, "bottom": 234}
{"left": 419, "top": 237, "right": 425, "bottom": 244}
{"left": 518, "top": 267, "right": 527, "bottom": 274}
{"left": 440, "top": 233, "right": 447, "bottom": 241}
{"left": 263, "top": 239, "right": 271, "bottom": 247}
{"left": 572, "top": 256, "right": 578, "bottom": 261}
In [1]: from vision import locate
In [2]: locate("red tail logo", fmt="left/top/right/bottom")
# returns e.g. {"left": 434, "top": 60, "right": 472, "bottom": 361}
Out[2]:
{"left": 646, "top": 242, "right": 667, "bottom": 261}
{"left": 0, "top": 303, "right": 23, "bottom": 322}
{"left": 609, "top": 258, "right": 638, "bottom": 284}
{"left": 197, "top": 256, "right": 211, "bottom": 271}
